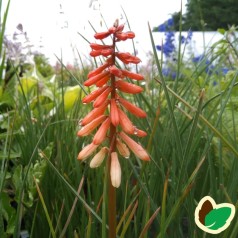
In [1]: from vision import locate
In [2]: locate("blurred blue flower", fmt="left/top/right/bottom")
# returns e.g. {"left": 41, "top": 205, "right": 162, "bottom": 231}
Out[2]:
{"left": 221, "top": 68, "right": 229, "bottom": 75}
{"left": 162, "top": 68, "right": 177, "bottom": 79}
{"left": 179, "top": 30, "right": 193, "bottom": 44}
{"left": 156, "top": 18, "right": 174, "bottom": 32}
{"left": 157, "top": 31, "right": 175, "bottom": 57}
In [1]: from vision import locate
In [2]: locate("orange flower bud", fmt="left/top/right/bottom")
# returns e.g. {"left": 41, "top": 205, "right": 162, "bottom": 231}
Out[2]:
{"left": 121, "top": 69, "right": 144, "bottom": 80}
{"left": 126, "top": 31, "right": 135, "bottom": 39}
{"left": 116, "top": 80, "right": 143, "bottom": 94}
{"left": 118, "top": 108, "right": 135, "bottom": 134}
{"left": 110, "top": 99, "right": 120, "bottom": 126}
{"left": 116, "top": 138, "right": 130, "bottom": 158}
{"left": 90, "top": 43, "right": 112, "bottom": 50}
{"left": 134, "top": 128, "right": 147, "bottom": 137}
{"left": 90, "top": 147, "right": 108, "bottom": 168}
{"left": 119, "top": 131, "right": 150, "bottom": 161}
{"left": 88, "top": 63, "right": 109, "bottom": 78}
{"left": 82, "top": 86, "right": 108, "bottom": 104}
{"left": 93, "top": 87, "right": 112, "bottom": 108}
{"left": 94, "top": 31, "right": 111, "bottom": 40}
{"left": 93, "top": 117, "right": 111, "bottom": 145}
{"left": 110, "top": 152, "right": 121, "bottom": 188}
{"left": 90, "top": 50, "right": 102, "bottom": 57}
{"left": 115, "top": 32, "right": 128, "bottom": 41}
{"left": 109, "top": 65, "right": 123, "bottom": 78}
{"left": 95, "top": 73, "right": 110, "bottom": 87}
{"left": 118, "top": 97, "right": 147, "bottom": 118}
{"left": 77, "top": 143, "right": 98, "bottom": 161}
{"left": 116, "top": 52, "right": 141, "bottom": 64}
{"left": 84, "top": 71, "right": 109, "bottom": 87}
{"left": 77, "top": 115, "right": 107, "bottom": 137}
{"left": 101, "top": 48, "right": 114, "bottom": 57}
{"left": 81, "top": 100, "right": 108, "bottom": 126}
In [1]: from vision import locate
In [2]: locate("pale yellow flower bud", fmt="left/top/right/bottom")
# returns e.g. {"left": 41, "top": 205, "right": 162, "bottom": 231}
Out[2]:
{"left": 90, "top": 147, "right": 108, "bottom": 168}
{"left": 110, "top": 152, "right": 121, "bottom": 188}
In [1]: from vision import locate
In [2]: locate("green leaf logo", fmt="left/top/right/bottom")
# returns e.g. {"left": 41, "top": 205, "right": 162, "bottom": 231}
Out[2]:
{"left": 194, "top": 196, "right": 235, "bottom": 234}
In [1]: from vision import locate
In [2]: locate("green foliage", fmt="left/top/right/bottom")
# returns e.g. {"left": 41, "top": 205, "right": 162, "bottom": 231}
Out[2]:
{"left": 173, "top": 0, "right": 238, "bottom": 31}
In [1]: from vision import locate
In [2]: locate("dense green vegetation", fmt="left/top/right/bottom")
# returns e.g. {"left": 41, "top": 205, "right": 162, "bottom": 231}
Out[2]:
{"left": 172, "top": 0, "right": 238, "bottom": 31}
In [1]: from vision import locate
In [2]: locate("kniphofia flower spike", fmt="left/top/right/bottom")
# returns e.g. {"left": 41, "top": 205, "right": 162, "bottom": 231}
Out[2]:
{"left": 77, "top": 19, "right": 150, "bottom": 188}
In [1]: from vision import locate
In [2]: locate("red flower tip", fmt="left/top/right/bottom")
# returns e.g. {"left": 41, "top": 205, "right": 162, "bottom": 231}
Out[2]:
{"left": 84, "top": 71, "right": 109, "bottom": 87}
{"left": 134, "top": 128, "right": 147, "bottom": 137}
{"left": 93, "top": 117, "right": 111, "bottom": 145}
{"left": 77, "top": 115, "right": 107, "bottom": 137}
{"left": 118, "top": 108, "right": 135, "bottom": 134}
{"left": 81, "top": 100, "right": 109, "bottom": 126}
{"left": 116, "top": 52, "right": 141, "bottom": 64}
{"left": 94, "top": 31, "right": 111, "bottom": 40}
{"left": 90, "top": 43, "right": 112, "bottom": 50}
{"left": 119, "top": 131, "right": 150, "bottom": 161}
{"left": 121, "top": 69, "right": 144, "bottom": 80}
{"left": 93, "top": 87, "right": 112, "bottom": 108}
{"left": 118, "top": 97, "right": 147, "bottom": 118}
{"left": 110, "top": 99, "right": 120, "bottom": 126}
{"left": 116, "top": 80, "right": 143, "bottom": 94}
{"left": 82, "top": 86, "right": 108, "bottom": 104}
{"left": 88, "top": 63, "right": 109, "bottom": 79}
{"left": 126, "top": 31, "right": 135, "bottom": 39}
{"left": 95, "top": 73, "right": 110, "bottom": 87}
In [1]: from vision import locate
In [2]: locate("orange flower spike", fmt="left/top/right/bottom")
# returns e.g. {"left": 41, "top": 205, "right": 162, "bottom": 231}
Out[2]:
{"left": 110, "top": 152, "right": 121, "bottom": 188}
{"left": 93, "top": 87, "right": 112, "bottom": 108}
{"left": 77, "top": 143, "right": 98, "bottom": 161}
{"left": 118, "top": 97, "right": 147, "bottom": 118}
{"left": 82, "top": 86, "right": 108, "bottom": 104}
{"left": 118, "top": 108, "right": 135, "bottom": 134}
{"left": 109, "top": 65, "right": 124, "bottom": 78}
{"left": 116, "top": 138, "right": 130, "bottom": 158}
{"left": 95, "top": 74, "right": 111, "bottom": 87}
{"left": 110, "top": 99, "right": 120, "bottom": 126}
{"left": 121, "top": 69, "right": 144, "bottom": 80}
{"left": 88, "top": 62, "right": 109, "bottom": 78}
{"left": 119, "top": 131, "right": 150, "bottom": 161}
{"left": 94, "top": 31, "right": 111, "bottom": 40}
{"left": 90, "top": 147, "right": 109, "bottom": 168}
{"left": 84, "top": 71, "right": 110, "bottom": 87}
{"left": 77, "top": 115, "right": 107, "bottom": 137}
{"left": 116, "top": 80, "right": 143, "bottom": 94}
{"left": 81, "top": 100, "right": 108, "bottom": 126}
{"left": 93, "top": 117, "right": 111, "bottom": 145}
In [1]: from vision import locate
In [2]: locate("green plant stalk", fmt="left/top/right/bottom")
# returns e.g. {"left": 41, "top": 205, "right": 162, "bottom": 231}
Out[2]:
{"left": 160, "top": 167, "right": 170, "bottom": 237}
{"left": 34, "top": 177, "right": 56, "bottom": 238}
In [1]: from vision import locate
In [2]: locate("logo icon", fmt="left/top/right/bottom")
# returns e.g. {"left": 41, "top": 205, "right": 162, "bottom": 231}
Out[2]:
{"left": 194, "top": 196, "right": 235, "bottom": 234}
